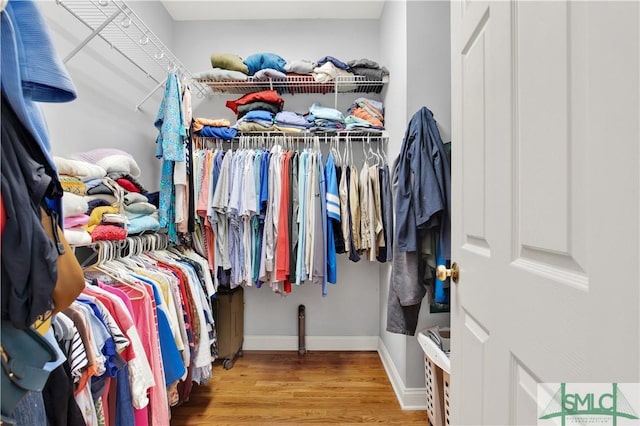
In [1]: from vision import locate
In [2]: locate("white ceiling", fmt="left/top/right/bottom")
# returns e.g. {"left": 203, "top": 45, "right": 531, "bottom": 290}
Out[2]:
{"left": 160, "top": 1, "right": 385, "bottom": 21}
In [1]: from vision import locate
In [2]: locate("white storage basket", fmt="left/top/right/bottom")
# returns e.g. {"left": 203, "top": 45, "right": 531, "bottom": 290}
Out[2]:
{"left": 418, "top": 327, "right": 451, "bottom": 426}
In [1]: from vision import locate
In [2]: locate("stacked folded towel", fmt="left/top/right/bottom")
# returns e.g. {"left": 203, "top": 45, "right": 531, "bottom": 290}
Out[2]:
{"left": 275, "top": 111, "right": 313, "bottom": 132}
{"left": 307, "top": 103, "right": 345, "bottom": 131}
{"left": 345, "top": 98, "right": 385, "bottom": 130}
{"left": 193, "top": 117, "right": 237, "bottom": 140}
{"left": 62, "top": 192, "right": 92, "bottom": 245}
{"left": 123, "top": 192, "right": 160, "bottom": 235}
{"left": 56, "top": 148, "right": 158, "bottom": 243}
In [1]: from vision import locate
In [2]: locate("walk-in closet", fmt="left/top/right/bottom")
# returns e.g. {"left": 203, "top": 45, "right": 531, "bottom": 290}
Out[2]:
{"left": 4, "top": 0, "right": 638, "bottom": 425}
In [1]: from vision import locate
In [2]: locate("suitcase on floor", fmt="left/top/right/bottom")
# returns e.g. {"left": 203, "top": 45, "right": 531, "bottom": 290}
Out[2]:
{"left": 213, "top": 286, "right": 244, "bottom": 369}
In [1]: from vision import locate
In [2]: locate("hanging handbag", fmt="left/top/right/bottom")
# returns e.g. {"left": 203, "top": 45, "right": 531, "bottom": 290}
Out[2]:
{"left": 40, "top": 206, "right": 85, "bottom": 314}
{"left": 0, "top": 320, "right": 58, "bottom": 424}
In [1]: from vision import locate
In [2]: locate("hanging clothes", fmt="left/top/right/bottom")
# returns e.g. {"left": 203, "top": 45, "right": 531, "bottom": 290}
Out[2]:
{"left": 45, "top": 238, "right": 217, "bottom": 426}
{"left": 189, "top": 134, "right": 392, "bottom": 298}
{"left": 155, "top": 72, "right": 188, "bottom": 244}
{"left": 387, "top": 107, "right": 451, "bottom": 336}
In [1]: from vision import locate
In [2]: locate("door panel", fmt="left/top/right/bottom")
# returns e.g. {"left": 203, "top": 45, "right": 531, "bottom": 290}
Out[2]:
{"left": 459, "top": 310, "right": 489, "bottom": 425}
{"left": 510, "top": 357, "right": 540, "bottom": 425}
{"left": 451, "top": 1, "right": 639, "bottom": 424}
{"left": 462, "top": 21, "right": 489, "bottom": 254}
{"left": 514, "top": 1, "right": 588, "bottom": 285}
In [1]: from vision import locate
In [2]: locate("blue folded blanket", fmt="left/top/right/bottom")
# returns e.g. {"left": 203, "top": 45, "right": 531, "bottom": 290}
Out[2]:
{"left": 128, "top": 215, "right": 161, "bottom": 235}
{"left": 196, "top": 126, "right": 238, "bottom": 140}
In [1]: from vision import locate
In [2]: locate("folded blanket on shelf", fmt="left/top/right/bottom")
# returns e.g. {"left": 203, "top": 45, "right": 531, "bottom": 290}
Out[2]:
{"left": 124, "top": 202, "right": 157, "bottom": 216}
{"left": 235, "top": 121, "right": 277, "bottom": 133}
{"left": 116, "top": 178, "right": 140, "bottom": 193}
{"left": 237, "top": 101, "right": 282, "bottom": 119}
{"left": 63, "top": 214, "right": 90, "bottom": 229}
{"left": 351, "top": 107, "right": 384, "bottom": 128}
{"left": 344, "top": 115, "right": 374, "bottom": 130}
{"left": 123, "top": 192, "right": 149, "bottom": 205}
{"left": 210, "top": 53, "right": 249, "bottom": 74}
{"left": 106, "top": 172, "right": 147, "bottom": 194}
{"left": 353, "top": 97, "right": 385, "bottom": 115}
{"left": 60, "top": 175, "right": 87, "bottom": 196}
{"left": 85, "top": 194, "right": 118, "bottom": 208}
{"left": 238, "top": 118, "right": 274, "bottom": 128}
{"left": 308, "top": 120, "right": 346, "bottom": 131}
{"left": 193, "top": 117, "right": 232, "bottom": 132}
{"left": 244, "top": 110, "right": 274, "bottom": 122}
{"left": 86, "top": 205, "right": 119, "bottom": 233}
{"left": 86, "top": 183, "right": 114, "bottom": 196}
{"left": 97, "top": 154, "right": 141, "bottom": 178}
{"left": 285, "top": 59, "right": 317, "bottom": 74}
{"left": 72, "top": 148, "right": 141, "bottom": 178}
{"left": 54, "top": 156, "right": 106, "bottom": 180}
{"left": 243, "top": 52, "right": 287, "bottom": 75}
{"left": 101, "top": 213, "right": 128, "bottom": 226}
{"left": 195, "top": 126, "right": 238, "bottom": 140}
{"left": 317, "top": 56, "right": 350, "bottom": 70}
{"left": 347, "top": 58, "right": 382, "bottom": 69}
{"left": 272, "top": 125, "right": 305, "bottom": 133}
{"left": 275, "top": 111, "right": 311, "bottom": 128}
{"left": 309, "top": 103, "right": 345, "bottom": 122}
{"left": 62, "top": 192, "right": 89, "bottom": 217}
{"left": 64, "top": 227, "right": 92, "bottom": 246}
{"left": 128, "top": 215, "right": 161, "bottom": 235}
{"left": 91, "top": 224, "right": 127, "bottom": 242}
{"left": 193, "top": 68, "right": 248, "bottom": 81}
{"left": 313, "top": 62, "right": 356, "bottom": 84}
{"left": 71, "top": 148, "right": 134, "bottom": 164}
{"left": 84, "top": 178, "right": 102, "bottom": 188}
{"left": 225, "top": 90, "right": 284, "bottom": 115}
{"left": 254, "top": 68, "right": 287, "bottom": 81}
{"left": 350, "top": 66, "right": 389, "bottom": 81}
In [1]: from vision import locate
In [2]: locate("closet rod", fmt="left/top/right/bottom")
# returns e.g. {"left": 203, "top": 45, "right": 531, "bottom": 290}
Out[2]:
{"left": 136, "top": 76, "right": 167, "bottom": 111}
{"left": 195, "top": 131, "right": 388, "bottom": 143}
{"left": 74, "top": 232, "right": 170, "bottom": 268}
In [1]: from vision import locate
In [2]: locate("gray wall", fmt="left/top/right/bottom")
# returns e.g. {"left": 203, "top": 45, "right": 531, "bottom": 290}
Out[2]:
{"left": 379, "top": 0, "right": 452, "bottom": 390}
{"left": 404, "top": 0, "right": 452, "bottom": 389}
{"left": 379, "top": 0, "right": 409, "bottom": 384}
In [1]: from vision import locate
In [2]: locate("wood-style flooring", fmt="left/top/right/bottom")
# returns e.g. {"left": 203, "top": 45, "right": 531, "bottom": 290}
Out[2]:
{"left": 170, "top": 351, "right": 428, "bottom": 425}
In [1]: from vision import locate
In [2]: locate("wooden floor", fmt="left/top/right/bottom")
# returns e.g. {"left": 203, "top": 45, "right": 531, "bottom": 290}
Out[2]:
{"left": 170, "top": 351, "right": 428, "bottom": 425}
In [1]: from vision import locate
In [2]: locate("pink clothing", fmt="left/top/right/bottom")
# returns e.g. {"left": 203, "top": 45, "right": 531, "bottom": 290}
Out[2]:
{"left": 196, "top": 151, "right": 212, "bottom": 220}
{"left": 122, "top": 282, "right": 170, "bottom": 426}
{"left": 64, "top": 214, "right": 90, "bottom": 229}
{"left": 98, "top": 283, "right": 151, "bottom": 426}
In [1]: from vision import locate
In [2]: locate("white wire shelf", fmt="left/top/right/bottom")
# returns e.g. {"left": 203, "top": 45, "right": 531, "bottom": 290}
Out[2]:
{"left": 56, "top": 0, "right": 210, "bottom": 109}
{"left": 197, "top": 75, "right": 388, "bottom": 96}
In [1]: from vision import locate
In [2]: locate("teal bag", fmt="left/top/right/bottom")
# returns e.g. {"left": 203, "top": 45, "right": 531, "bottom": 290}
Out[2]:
{"left": 0, "top": 320, "right": 57, "bottom": 424}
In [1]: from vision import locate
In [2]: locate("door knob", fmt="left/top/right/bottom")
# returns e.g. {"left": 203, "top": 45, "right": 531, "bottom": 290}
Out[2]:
{"left": 436, "top": 263, "right": 459, "bottom": 284}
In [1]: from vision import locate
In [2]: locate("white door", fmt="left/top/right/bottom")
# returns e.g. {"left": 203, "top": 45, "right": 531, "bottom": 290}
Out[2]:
{"left": 450, "top": 1, "right": 639, "bottom": 424}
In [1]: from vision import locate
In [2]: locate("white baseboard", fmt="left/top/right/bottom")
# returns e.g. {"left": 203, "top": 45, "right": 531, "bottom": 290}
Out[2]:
{"left": 243, "top": 335, "right": 379, "bottom": 351}
{"left": 377, "top": 337, "right": 428, "bottom": 410}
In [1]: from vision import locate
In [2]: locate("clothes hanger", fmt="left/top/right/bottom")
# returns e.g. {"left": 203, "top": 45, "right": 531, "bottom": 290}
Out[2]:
{"left": 381, "top": 136, "right": 389, "bottom": 165}
{"left": 367, "top": 135, "right": 380, "bottom": 166}
{"left": 88, "top": 240, "right": 146, "bottom": 300}
{"left": 335, "top": 135, "right": 342, "bottom": 166}
{"left": 361, "top": 134, "right": 370, "bottom": 167}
